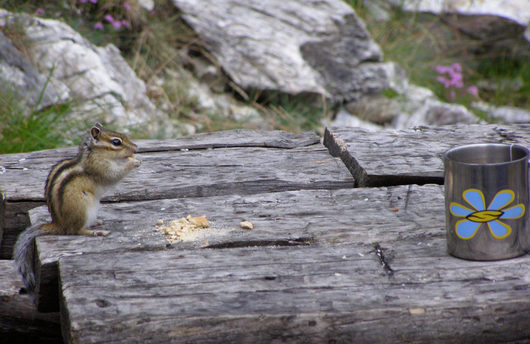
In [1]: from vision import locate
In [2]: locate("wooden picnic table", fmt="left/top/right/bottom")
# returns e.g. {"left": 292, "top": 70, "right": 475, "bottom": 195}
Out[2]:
{"left": 1, "top": 125, "right": 529, "bottom": 343}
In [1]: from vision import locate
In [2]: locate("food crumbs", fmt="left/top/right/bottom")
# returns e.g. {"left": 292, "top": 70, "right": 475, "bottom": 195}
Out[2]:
{"left": 187, "top": 215, "right": 209, "bottom": 228}
{"left": 154, "top": 215, "right": 210, "bottom": 243}
{"left": 240, "top": 221, "right": 254, "bottom": 230}
{"left": 408, "top": 307, "right": 426, "bottom": 315}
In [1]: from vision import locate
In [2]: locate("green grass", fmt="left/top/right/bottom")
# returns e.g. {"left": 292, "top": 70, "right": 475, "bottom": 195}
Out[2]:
{"left": 474, "top": 56, "right": 529, "bottom": 107}
{"left": 349, "top": 2, "right": 529, "bottom": 112}
{"left": 0, "top": 15, "right": 82, "bottom": 154}
{"left": 0, "top": 85, "right": 80, "bottom": 154}
{"left": 255, "top": 92, "right": 329, "bottom": 133}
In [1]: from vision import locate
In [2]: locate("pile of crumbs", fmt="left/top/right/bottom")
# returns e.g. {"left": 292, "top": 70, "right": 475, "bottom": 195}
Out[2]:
{"left": 154, "top": 215, "right": 210, "bottom": 243}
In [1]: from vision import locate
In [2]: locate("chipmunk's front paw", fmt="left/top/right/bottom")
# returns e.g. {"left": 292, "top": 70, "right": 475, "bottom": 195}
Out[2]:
{"left": 128, "top": 156, "right": 142, "bottom": 168}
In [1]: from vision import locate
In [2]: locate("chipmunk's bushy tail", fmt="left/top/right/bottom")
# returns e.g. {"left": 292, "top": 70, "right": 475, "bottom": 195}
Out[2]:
{"left": 13, "top": 224, "right": 44, "bottom": 294}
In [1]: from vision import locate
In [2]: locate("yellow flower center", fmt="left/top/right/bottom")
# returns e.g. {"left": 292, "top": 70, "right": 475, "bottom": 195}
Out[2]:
{"left": 466, "top": 210, "right": 503, "bottom": 223}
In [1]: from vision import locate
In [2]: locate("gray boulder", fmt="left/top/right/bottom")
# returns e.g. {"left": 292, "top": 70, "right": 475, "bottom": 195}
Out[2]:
{"left": 0, "top": 31, "right": 69, "bottom": 110}
{"left": 337, "top": 63, "right": 481, "bottom": 129}
{"left": 472, "top": 102, "right": 530, "bottom": 124}
{"left": 0, "top": 9, "right": 164, "bottom": 134}
{"left": 172, "top": 0, "right": 389, "bottom": 102}
{"left": 385, "top": 0, "right": 530, "bottom": 55}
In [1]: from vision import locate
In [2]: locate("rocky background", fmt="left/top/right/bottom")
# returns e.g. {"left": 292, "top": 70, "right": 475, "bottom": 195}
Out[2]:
{"left": 0, "top": 0, "right": 528, "bottom": 147}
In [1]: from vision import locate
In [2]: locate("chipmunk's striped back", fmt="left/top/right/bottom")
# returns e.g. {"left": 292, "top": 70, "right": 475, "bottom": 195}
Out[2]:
{"left": 14, "top": 122, "right": 141, "bottom": 294}
{"left": 45, "top": 155, "right": 83, "bottom": 225}
{"left": 44, "top": 123, "right": 137, "bottom": 228}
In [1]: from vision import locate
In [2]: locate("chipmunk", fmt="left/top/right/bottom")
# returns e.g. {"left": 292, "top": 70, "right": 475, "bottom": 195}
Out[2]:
{"left": 14, "top": 123, "right": 141, "bottom": 293}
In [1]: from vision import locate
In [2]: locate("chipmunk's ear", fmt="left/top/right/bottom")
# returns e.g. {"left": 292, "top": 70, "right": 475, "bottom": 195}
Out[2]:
{"left": 91, "top": 124, "right": 102, "bottom": 140}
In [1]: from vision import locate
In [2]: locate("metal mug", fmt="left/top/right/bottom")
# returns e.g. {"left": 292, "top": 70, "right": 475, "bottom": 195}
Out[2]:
{"left": 443, "top": 143, "right": 529, "bottom": 260}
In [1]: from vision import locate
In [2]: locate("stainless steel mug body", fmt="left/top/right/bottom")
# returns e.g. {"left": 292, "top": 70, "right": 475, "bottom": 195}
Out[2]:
{"left": 444, "top": 144, "right": 529, "bottom": 260}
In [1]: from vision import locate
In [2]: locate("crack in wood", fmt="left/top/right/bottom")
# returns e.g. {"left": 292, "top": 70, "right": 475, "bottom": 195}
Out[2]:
{"left": 374, "top": 243, "right": 394, "bottom": 276}
{"left": 139, "top": 144, "right": 317, "bottom": 153}
{"left": 493, "top": 127, "right": 523, "bottom": 143}
{"left": 404, "top": 185, "right": 413, "bottom": 212}
{"left": 360, "top": 175, "right": 443, "bottom": 188}
{"left": 205, "top": 237, "right": 314, "bottom": 249}
{"left": 136, "top": 130, "right": 321, "bottom": 153}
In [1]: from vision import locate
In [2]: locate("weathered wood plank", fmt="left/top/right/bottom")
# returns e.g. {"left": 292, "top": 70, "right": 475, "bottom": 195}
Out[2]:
{"left": 324, "top": 124, "right": 530, "bottom": 186}
{"left": 0, "top": 130, "right": 323, "bottom": 202}
{"left": 0, "top": 145, "right": 352, "bottom": 202}
{"left": 0, "top": 192, "right": 4, "bottom": 249}
{"left": 0, "top": 130, "right": 348, "bottom": 258}
{"left": 0, "top": 129, "right": 318, "bottom": 166}
{"left": 10, "top": 126, "right": 528, "bottom": 343}
{"left": 34, "top": 184, "right": 446, "bottom": 311}
{"left": 136, "top": 129, "right": 321, "bottom": 151}
{"left": 58, "top": 246, "right": 529, "bottom": 344}
{"left": 0, "top": 260, "right": 61, "bottom": 344}
{"left": 110, "top": 145, "right": 353, "bottom": 201}
{"left": 0, "top": 201, "right": 43, "bottom": 259}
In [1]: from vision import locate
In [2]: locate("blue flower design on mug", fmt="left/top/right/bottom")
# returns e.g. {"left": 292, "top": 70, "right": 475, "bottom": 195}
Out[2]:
{"left": 449, "top": 189, "right": 525, "bottom": 240}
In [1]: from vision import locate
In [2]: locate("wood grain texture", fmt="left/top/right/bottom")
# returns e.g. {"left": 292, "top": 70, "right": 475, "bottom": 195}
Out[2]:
{"left": 58, "top": 246, "right": 529, "bottom": 344}
{"left": 1, "top": 144, "right": 352, "bottom": 200}
{"left": 0, "top": 130, "right": 322, "bottom": 201}
{"left": 324, "top": 124, "right": 530, "bottom": 186}
{"left": 37, "top": 184, "right": 442, "bottom": 312}
{"left": 0, "top": 130, "right": 347, "bottom": 259}
{"left": 135, "top": 129, "right": 320, "bottom": 152}
{"left": 5, "top": 127, "right": 530, "bottom": 343}
{"left": 0, "top": 260, "right": 61, "bottom": 344}
{"left": 114, "top": 145, "right": 353, "bottom": 201}
{"left": 52, "top": 184, "right": 529, "bottom": 343}
{"left": 0, "top": 201, "right": 43, "bottom": 259}
{"left": 0, "top": 192, "right": 3, "bottom": 248}
{"left": 34, "top": 184, "right": 446, "bottom": 252}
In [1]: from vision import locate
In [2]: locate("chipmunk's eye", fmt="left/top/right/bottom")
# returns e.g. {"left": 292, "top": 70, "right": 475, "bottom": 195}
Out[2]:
{"left": 111, "top": 138, "right": 122, "bottom": 146}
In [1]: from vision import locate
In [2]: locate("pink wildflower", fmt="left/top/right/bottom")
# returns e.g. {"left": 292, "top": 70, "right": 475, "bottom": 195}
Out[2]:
{"left": 93, "top": 22, "right": 104, "bottom": 30}
{"left": 434, "top": 65, "right": 451, "bottom": 74}
{"left": 112, "top": 20, "right": 122, "bottom": 29}
{"left": 35, "top": 8, "right": 45, "bottom": 15}
{"left": 104, "top": 14, "right": 115, "bottom": 23}
{"left": 466, "top": 85, "right": 479, "bottom": 97}
{"left": 450, "top": 77, "right": 463, "bottom": 89}
{"left": 451, "top": 63, "right": 461, "bottom": 73}
{"left": 90, "top": 0, "right": 98, "bottom": 3}
{"left": 437, "top": 76, "right": 450, "bottom": 89}
{"left": 434, "top": 62, "right": 478, "bottom": 100}
{"left": 123, "top": 3, "right": 131, "bottom": 11}
{"left": 435, "top": 63, "right": 463, "bottom": 89}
